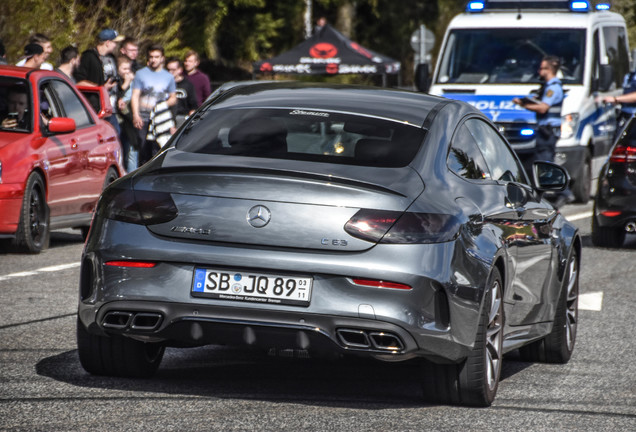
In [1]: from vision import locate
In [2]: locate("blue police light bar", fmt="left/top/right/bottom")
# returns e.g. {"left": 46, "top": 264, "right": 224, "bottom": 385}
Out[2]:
{"left": 520, "top": 128, "right": 535, "bottom": 136}
{"left": 467, "top": 1, "right": 486, "bottom": 11}
{"left": 569, "top": 1, "right": 590, "bottom": 11}
{"left": 595, "top": 3, "right": 610, "bottom": 11}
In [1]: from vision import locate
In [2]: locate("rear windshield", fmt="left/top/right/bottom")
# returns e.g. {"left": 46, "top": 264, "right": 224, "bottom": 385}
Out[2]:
{"left": 175, "top": 108, "right": 426, "bottom": 167}
{"left": 0, "top": 77, "right": 32, "bottom": 133}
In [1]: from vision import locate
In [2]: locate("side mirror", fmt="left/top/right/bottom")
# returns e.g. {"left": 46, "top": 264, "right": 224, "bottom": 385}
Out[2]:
{"left": 533, "top": 161, "right": 569, "bottom": 191}
{"left": 415, "top": 63, "right": 430, "bottom": 93}
{"left": 47, "top": 117, "right": 76, "bottom": 134}
{"left": 597, "top": 64, "right": 614, "bottom": 92}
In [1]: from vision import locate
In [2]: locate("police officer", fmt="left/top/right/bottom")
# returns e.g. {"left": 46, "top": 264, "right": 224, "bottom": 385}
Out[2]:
{"left": 603, "top": 69, "right": 636, "bottom": 131}
{"left": 514, "top": 55, "right": 573, "bottom": 206}
{"left": 513, "top": 55, "right": 563, "bottom": 163}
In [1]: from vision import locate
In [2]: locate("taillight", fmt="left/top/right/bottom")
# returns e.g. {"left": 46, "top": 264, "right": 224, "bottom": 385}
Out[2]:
{"left": 105, "top": 261, "right": 157, "bottom": 268}
{"left": 601, "top": 210, "right": 622, "bottom": 217}
{"left": 351, "top": 278, "right": 412, "bottom": 290}
{"left": 97, "top": 186, "right": 178, "bottom": 225}
{"left": 609, "top": 145, "right": 636, "bottom": 163}
{"left": 345, "top": 209, "right": 461, "bottom": 244}
{"left": 343, "top": 209, "right": 401, "bottom": 242}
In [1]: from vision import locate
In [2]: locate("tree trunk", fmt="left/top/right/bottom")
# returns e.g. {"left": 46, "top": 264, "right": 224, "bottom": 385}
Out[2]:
{"left": 336, "top": 1, "right": 355, "bottom": 38}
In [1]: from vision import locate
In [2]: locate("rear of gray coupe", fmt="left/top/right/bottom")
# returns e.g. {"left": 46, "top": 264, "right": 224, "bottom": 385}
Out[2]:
{"left": 77, "top": 85, "right": 532, "bottom": 406}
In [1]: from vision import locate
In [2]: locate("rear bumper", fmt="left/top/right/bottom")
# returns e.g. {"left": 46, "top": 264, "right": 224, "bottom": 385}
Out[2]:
{"left": 595, "top": 164, "right": 636, "bottom": 228}
{"left": 78, "top": 219, "right": 491, "bottom": 363}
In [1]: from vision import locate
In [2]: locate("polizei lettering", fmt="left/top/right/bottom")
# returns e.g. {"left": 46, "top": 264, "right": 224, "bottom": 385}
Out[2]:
{"left": 467, "top": 100, "right": 523, "bottom": 111}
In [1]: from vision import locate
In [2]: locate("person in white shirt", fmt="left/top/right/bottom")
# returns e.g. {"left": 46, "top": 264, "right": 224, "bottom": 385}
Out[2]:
{"left": 16, "top": 33, "right": 53, "bottom": 70}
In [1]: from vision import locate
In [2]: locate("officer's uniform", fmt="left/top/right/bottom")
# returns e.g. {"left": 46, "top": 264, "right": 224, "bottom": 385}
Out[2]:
{"left": 618, "top": 71, "right": 636, "bottom": 128}
{"left": 534, "top": 76, "right": 564, "bottom": 162}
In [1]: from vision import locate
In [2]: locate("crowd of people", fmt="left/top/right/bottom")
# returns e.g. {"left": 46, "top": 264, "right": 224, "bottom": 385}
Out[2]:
{"left": 0, "top": 30, "right": 212, "bottom": 173}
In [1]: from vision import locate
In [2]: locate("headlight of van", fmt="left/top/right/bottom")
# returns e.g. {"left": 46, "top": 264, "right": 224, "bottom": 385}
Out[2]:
{"left": 560, "top": 113, "right": 579, "bottom": 139}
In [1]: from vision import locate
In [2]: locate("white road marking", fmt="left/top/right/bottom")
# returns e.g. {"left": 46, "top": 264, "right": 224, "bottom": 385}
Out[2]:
{"left": 0, "top": 262, "right": 80, "bottom": 282}
{"left": 579, "top": 292, "right": 603, "bottom": 311}
{"left": 565, "top": 211, "right": 593, "bottom": 222}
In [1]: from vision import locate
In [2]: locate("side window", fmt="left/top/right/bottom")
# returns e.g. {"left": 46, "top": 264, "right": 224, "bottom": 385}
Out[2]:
{"left": 39, "top": 83, "right": 63, "bottom": 125}
{"left": 49, "top": 80, "right": 93, "bottom": 128}
{"left": 602, "top": 26, "right": 630, "bottom": 89}
{"left": 448, "top": 123, "right": 491, "bottom": 180}
{"left": 592, "top": 29, "right": 600, "bottom": 92}
{"left": 464, "top": 118, "right": 527, "bottom": 184}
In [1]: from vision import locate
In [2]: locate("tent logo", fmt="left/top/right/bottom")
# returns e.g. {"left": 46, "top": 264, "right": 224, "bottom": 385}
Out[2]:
{"left": 309, "top": 43, "right": 338, "bottom": 59}
{"left": 260, "top": 62, "right": 273, "bottom": 72}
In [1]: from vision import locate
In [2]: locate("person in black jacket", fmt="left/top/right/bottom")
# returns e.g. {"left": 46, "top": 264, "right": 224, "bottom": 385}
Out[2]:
{"left": 166, "top": 57, "right": 197, "bottom": 129}
{"left": 74, "top": 29, "right": 123, "bottom": 113}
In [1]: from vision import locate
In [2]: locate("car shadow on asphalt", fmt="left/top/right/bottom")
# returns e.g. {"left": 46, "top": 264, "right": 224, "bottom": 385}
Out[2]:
{"left": 579, "top": 233, "right": 636, "bottom": 249}
{"left": 0, "top": 230, "right": 84, "bottom": 254}
{"left": 36, "top": 345, "right": 534, "bottom": 408}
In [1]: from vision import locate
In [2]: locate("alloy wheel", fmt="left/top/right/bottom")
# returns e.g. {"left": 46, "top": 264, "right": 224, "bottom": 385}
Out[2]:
{"left": 486, "top": 279, "right": 503, "bottom": 391}
{"left": 565, "top": 256, "right": 579, "bottom": 351}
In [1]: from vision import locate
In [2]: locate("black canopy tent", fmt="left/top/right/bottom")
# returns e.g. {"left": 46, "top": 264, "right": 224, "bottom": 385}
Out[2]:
{"left": 253, "top": 24, "right": 401, "bottom": 87}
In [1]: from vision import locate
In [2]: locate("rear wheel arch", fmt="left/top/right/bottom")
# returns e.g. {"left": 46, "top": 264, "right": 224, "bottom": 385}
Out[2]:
{"left": 494, "top": 257, "right": 506, "bottom": 298}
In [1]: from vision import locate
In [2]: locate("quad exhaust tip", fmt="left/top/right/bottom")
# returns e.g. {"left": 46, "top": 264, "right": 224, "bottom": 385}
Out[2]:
{"left": 102, "top": 311, "right": 163, "bottom": 331}
{"left": 336, "top": 328, "right": 404, "bottom": 352}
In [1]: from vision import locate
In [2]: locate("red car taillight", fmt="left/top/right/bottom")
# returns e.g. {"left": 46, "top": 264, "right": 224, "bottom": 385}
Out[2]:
{"left": 97, "top": 187, "right": 178, "bottom": 225}
{"left": 609, "top": 145, "right": 636, "bottom": 163}
{"left": 344, "top": 209, "right": 461, "bottom": 244}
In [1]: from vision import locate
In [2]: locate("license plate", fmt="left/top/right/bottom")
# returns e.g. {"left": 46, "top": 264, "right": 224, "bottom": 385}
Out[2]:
{"left": 192, "top": 268, "right": 312, "bottom": 306}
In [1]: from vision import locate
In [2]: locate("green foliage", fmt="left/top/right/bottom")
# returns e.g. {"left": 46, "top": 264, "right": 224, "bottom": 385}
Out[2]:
{"left": 2, "top": 0, "right": 635, "bottom": 86}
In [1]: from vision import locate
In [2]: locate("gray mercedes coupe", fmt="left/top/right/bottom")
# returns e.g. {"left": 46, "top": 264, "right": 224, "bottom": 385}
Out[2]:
{"left": 77, "top": 82, "right": 581, "bottom": 406}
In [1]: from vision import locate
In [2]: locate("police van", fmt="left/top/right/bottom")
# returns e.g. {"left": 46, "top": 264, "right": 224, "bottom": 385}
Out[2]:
{"left": 428, "top": 0, "right": 631, "bottom": 202}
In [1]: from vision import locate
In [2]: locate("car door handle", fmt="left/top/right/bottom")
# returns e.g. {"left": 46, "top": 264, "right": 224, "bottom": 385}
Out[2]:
{"left": 98, "top": 134, "right": 105, "bottom": 144}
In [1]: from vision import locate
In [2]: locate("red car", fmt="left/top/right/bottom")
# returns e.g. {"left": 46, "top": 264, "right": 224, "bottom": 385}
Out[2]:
{"left": 0, "top": 66, "right": 123, "bottom": 253}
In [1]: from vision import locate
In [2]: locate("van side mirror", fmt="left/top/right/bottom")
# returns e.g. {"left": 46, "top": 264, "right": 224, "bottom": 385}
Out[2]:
{"left": 415, "top": 63, "right": 430, "bottom": 93}
{"left": 597, "top": 64, "right": 614, "bottom": 92}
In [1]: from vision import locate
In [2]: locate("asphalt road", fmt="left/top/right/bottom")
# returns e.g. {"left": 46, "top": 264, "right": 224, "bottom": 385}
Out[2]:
{"left": 1, "top": 203, "right": 635, "bottom": 431}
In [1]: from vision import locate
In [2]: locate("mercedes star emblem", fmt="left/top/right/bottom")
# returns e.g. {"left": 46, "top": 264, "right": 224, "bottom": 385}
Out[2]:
{"left": 247, "top": 205, "right": 271, "bottom": 228}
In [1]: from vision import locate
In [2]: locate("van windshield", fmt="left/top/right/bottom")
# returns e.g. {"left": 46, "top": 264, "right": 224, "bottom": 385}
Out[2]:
{"left": 437, "top": 28, "right": 585, "bottom": 85}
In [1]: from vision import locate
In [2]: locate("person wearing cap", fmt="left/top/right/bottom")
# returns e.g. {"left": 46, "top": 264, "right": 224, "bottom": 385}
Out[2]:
{"left": 18, "top": 44, "right": 47, "bottom": 69}
{"left": 74, "top": 29, "right": 124, "bottom": 115}
{"left": 16, "top": 33, "right": 54, "bottom": 70}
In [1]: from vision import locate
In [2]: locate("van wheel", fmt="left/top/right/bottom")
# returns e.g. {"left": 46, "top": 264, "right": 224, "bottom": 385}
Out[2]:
{"left": 14, "top": 172, "right": 49, "bottom": 253}
{"left": 572, "top": 154, "right": 590, "bottom": 203}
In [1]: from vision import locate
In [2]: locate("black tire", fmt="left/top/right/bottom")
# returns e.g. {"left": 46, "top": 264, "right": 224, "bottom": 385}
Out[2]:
{"left": 421, "top": 268, "right": 504, "bottom": 406}
{"left": 591, "top": 210, "right": 625, "bottom": 248}
{"left": 14, "top": 172, "right": 49, "bottom": 253}
{"left": 519, "top": 247, "right": 579, "bottom": 363}
{"left": 76, "top": 318, "right": 165, "bottom": 378}
{"left": 572, "top": 154, "right": 591, "bottom": 204}
{"left": 80, "top": 167, "right": 118, "bottom": 240}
